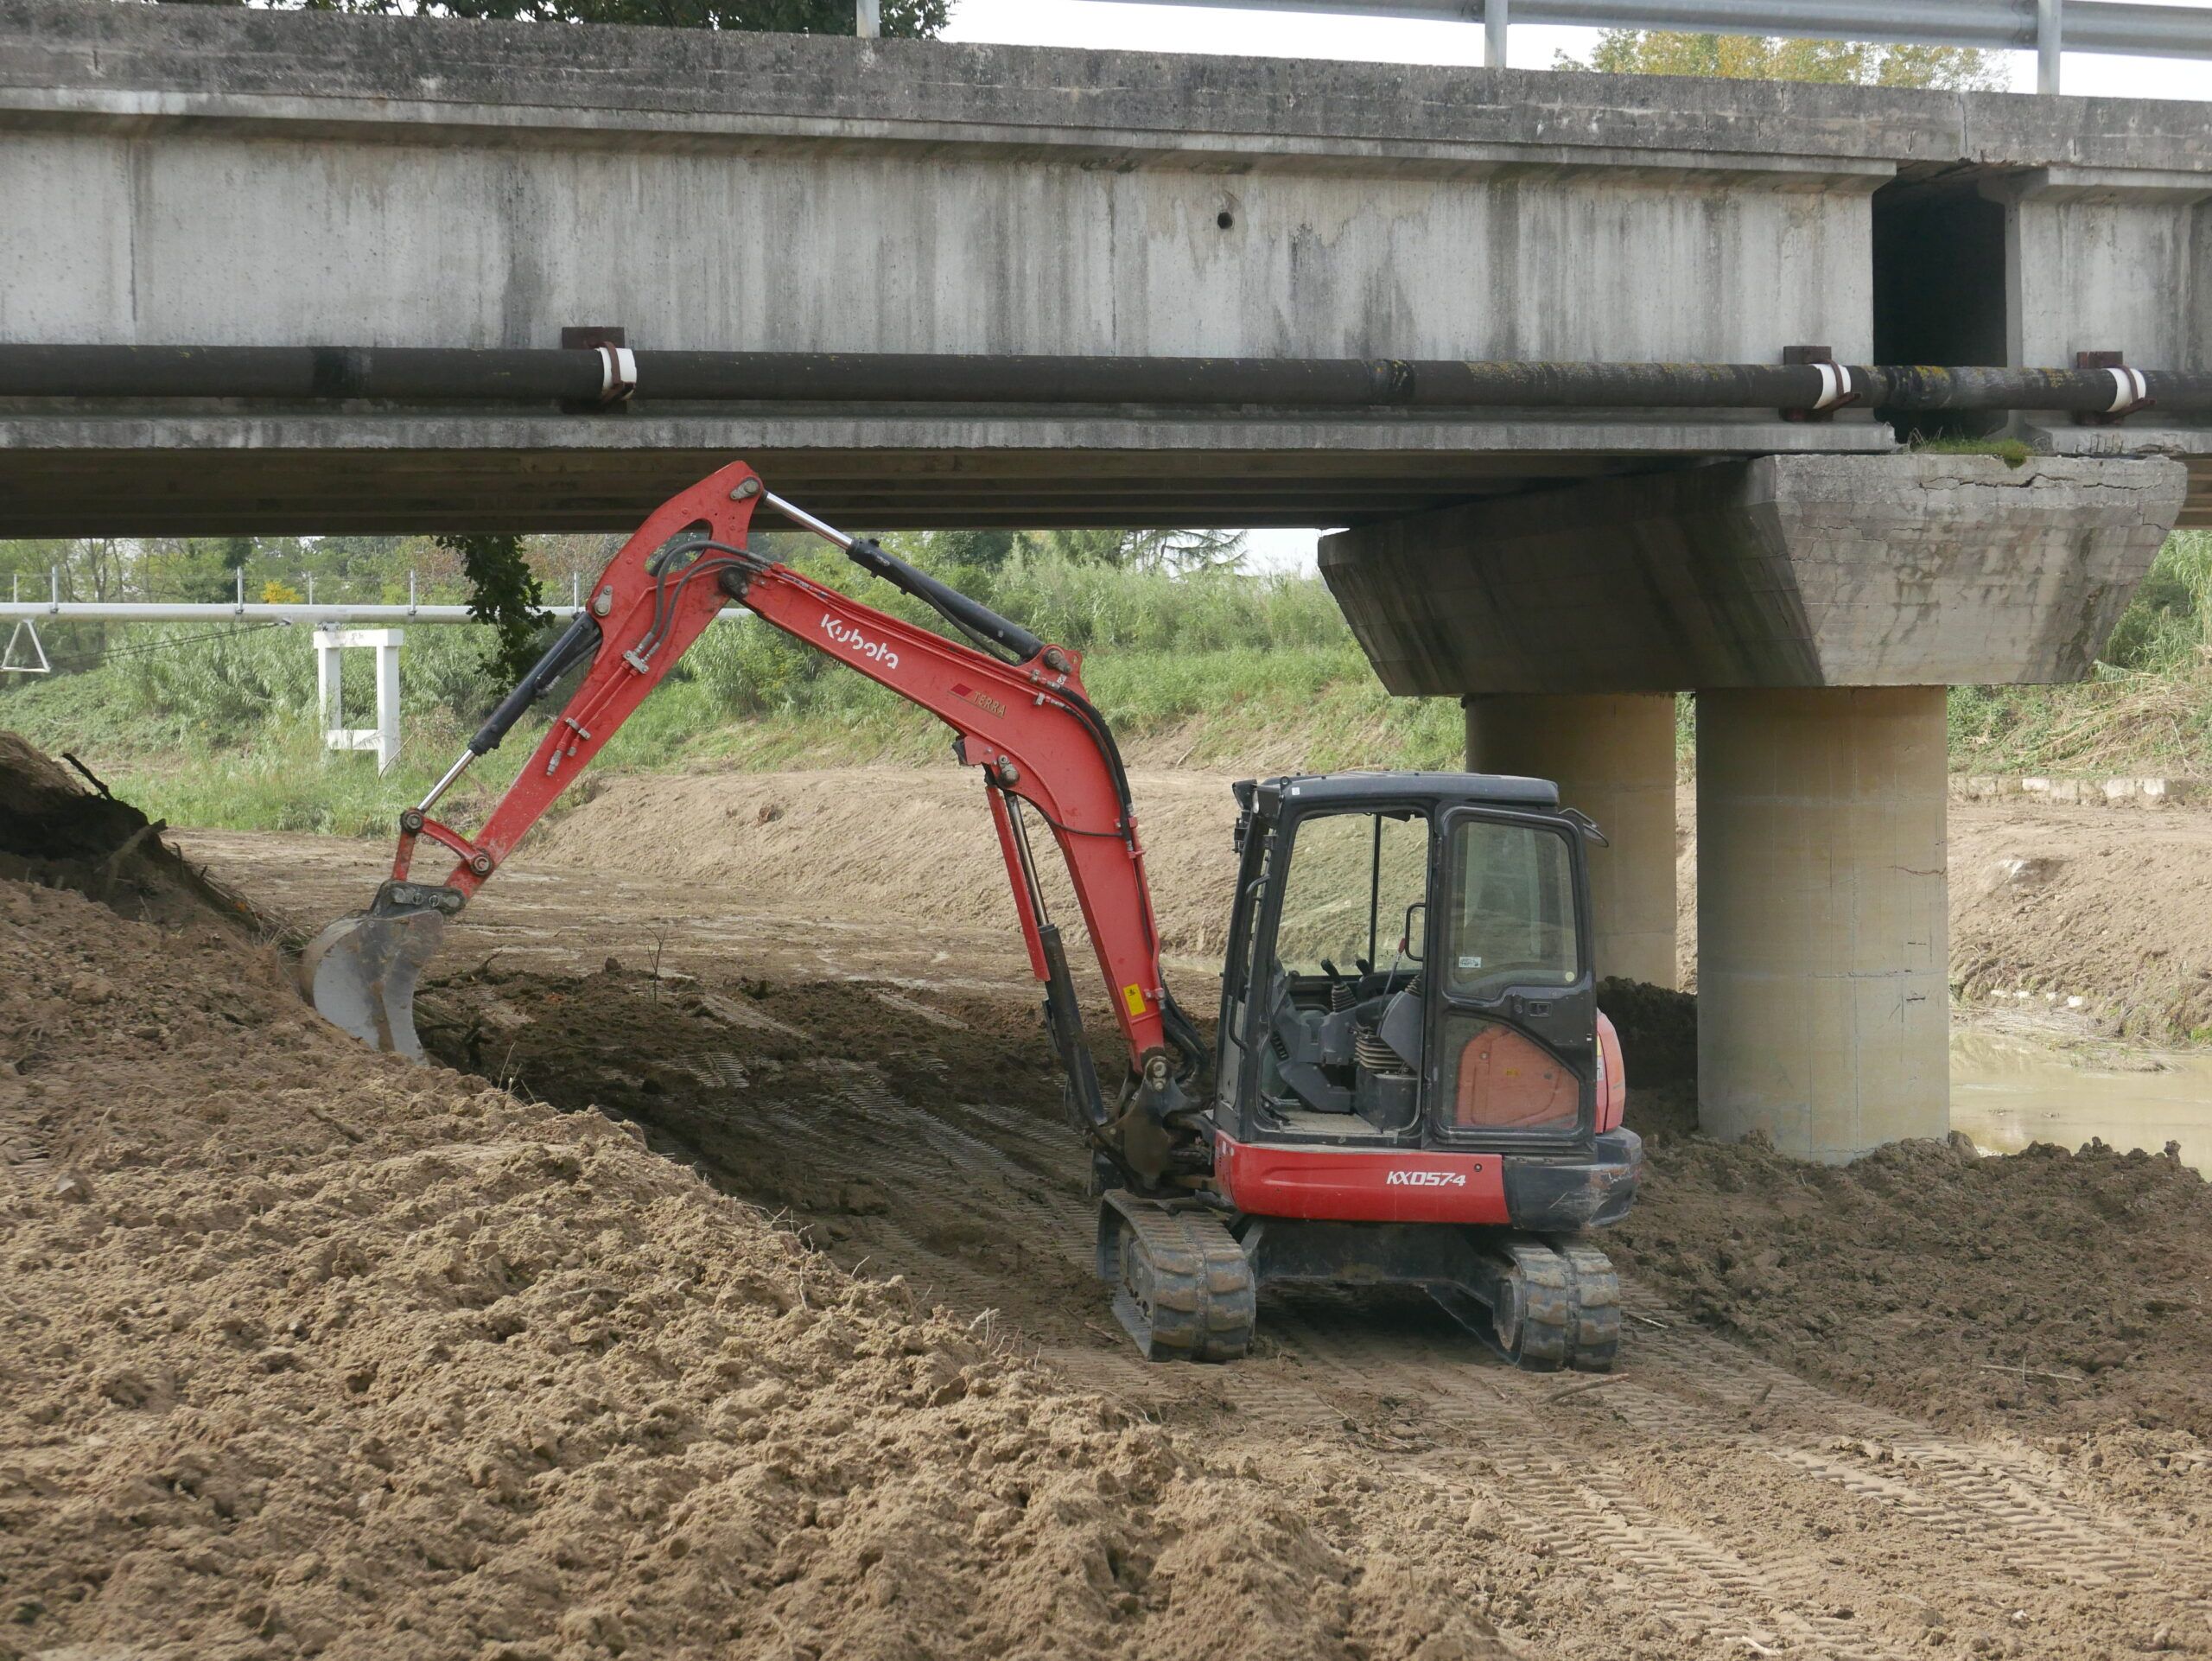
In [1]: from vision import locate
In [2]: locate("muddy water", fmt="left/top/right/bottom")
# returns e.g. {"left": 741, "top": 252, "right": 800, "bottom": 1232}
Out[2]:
{"left": 1951, "top": 1028, "right": 2212, "bottom": 1174}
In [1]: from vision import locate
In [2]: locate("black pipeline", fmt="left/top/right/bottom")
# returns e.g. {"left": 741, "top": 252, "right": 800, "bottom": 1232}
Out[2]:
{"left": 0, "top": 345, "right": 2204, "bottom": 415}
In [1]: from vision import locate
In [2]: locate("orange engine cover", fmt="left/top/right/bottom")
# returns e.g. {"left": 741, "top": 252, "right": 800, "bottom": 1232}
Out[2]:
{"left": 1454, "top": 1023, "right": 1577, "bottom": 1130}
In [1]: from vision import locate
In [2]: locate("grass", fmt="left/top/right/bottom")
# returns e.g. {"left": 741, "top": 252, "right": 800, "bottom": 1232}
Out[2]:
{"left": 1906, "top": 432, "right": 2035, "bottom": 468}
{"left": 0, "top": 553, "right": 1465, "bottom": 834}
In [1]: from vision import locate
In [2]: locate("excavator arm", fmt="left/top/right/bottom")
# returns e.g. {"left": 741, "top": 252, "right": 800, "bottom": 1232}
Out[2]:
{"left": 304, "top": 460, "right": 1205, "bottom": 1183}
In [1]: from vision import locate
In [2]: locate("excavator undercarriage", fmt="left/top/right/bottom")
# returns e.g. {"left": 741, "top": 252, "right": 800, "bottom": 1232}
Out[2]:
{"left": 303, "top": 460, "right": 1642, "bottom": 1371}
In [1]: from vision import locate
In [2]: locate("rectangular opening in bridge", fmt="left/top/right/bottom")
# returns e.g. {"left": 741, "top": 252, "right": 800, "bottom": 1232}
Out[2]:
{"left": 1871, "top": 168, "right": 2010, "bottom": 442}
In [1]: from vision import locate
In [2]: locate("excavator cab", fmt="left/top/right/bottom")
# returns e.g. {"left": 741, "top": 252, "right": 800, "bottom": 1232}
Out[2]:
{"left": 1217, "top": 772, "right": 1615, "bottom": 1158}
{"left": 1099, "top": 772, "right": 1640, "bottom": 1371}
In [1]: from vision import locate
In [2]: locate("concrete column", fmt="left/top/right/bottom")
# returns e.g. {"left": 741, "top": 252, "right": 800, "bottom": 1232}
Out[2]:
{"left": 1696, "top": 686, "right": 1948, "bottom": 1161}
{"left": 1465, "top": 693, "right": 1677, "bottom": 990}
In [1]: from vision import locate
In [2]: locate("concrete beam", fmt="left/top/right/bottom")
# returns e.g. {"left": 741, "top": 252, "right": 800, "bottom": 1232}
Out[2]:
{"left": 10, "top": 0, "right": 2207, "bottom": 175}
{"left": 0, "top": 413, "right": 1897, "bottom": 537}
{"left": 1696, "top": 686, "right": 1948, "bottom": 1161}
{"left": 1320, "top": 455, "right": 2188, "bottom": 696}
{"left": 0, "top": 0, "right": 2202, "bottom": 527}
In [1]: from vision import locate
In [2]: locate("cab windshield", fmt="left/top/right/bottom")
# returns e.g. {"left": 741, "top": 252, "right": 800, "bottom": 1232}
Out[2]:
{"left": 1442, "top": 818, "right": 1580, "bottom": 998}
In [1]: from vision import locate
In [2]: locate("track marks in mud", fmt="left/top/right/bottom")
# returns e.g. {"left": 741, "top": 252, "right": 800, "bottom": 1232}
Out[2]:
{"left": 423, "top": 960, "right": 2211, "bottom": 1660}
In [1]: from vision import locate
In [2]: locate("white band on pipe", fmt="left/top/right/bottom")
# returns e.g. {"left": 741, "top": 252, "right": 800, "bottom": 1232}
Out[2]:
{"left": 597, "top": 344, "right": 638, "bottom": 403}
{"left": 1811, "top": 361, "right": 1854, "bottom": 410}
{"left": 2106, "top": 366, "right": 2147, "bottom": 413}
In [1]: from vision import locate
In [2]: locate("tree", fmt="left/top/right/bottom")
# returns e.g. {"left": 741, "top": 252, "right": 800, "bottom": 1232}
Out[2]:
{"left": 437, "top": 533, "right": 549, "bottom": 684}
{"left": 1559, "top": 31, "right": 2002, "bottom": 89}
{"left": 165, "top": 0, "right": 947, "bottom": 35}
{"left": 1019, "top": 527, "right": 1248, "bottom": 576}
{"left": 918, "top": 528, "right": 1020, "bottom": 573}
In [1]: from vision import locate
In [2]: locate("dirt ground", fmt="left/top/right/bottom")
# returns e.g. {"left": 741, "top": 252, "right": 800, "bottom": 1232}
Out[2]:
{"left": 12, "top": 744, "right": 2212, "bottom": 1659}
{"left": 543, "top": 766, "right": 2212, "bottom": 1042}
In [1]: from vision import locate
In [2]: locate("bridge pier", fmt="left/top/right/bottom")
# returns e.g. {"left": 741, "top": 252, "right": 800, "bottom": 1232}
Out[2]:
{"left": 1463, "top": 693, "right": 1679, "bottom": 990}
{"left": 1324, "top": 453, "right": 2186, "bottom": 1161}
{"left": 1696, "top": 686, "right": 1948, "bottom": 1159}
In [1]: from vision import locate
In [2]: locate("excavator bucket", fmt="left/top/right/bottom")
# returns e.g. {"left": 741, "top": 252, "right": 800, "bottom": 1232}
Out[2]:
{"left": 301, "top": 907, "right": 445, "bottom": 1062}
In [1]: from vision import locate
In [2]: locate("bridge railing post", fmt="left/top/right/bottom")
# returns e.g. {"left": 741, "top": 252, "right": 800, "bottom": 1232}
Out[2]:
{"left": 1485, "top": 0, "right": 1508, "bottom": 68}
{"left": 855, "top": 0, "right": 880, "bottom": 39}
{"left": 2037, "top": 0, "right": 2063, "bottom": 93}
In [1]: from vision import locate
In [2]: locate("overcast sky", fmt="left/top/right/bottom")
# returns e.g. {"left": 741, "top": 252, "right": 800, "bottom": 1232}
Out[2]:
{"left": 938, "top": 0, "right": 2209, "bottom": 572}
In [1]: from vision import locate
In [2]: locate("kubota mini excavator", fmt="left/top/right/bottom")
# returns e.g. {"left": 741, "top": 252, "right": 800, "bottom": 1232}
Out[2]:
{"left": 306, "top": 461, "right": 1640, "bottom": 1368}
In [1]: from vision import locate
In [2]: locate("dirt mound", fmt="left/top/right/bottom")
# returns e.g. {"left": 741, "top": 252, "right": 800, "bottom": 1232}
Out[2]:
{"left": 0, "top": 747, "right": 1503, "bottom": 1660}
{"left": 0, "top": 731, "right": 257, "bottom": 932}
{"left": 532, "top": 767, "right": 1245, "bottom": 969}
{"left": 1612, "top": 1124, "right": 2212, "bottom": 1441}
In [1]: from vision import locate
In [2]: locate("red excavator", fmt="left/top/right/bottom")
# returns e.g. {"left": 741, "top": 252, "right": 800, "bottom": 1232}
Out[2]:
{"left": 306, "top": 460, "right": 1640, "bottom": 1369}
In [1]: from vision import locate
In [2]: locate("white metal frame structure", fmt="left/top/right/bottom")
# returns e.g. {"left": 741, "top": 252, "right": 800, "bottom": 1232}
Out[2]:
{"left": 316, "top": 626, "right": 404, "bottom": 773}
{"left": 2, "top": 618, "right": 47, "bottom": 674}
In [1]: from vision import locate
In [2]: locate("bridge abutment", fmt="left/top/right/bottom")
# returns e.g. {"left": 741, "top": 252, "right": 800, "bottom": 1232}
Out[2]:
{"left": 1325, "top": 453, "right": 2187, "bottom": 1160}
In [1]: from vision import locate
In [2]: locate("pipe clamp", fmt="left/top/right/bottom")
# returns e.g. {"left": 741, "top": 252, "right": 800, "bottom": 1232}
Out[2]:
{"left": 597, "top": 345, "right": 638, "bottom": 404}
{"left": 1810, "top": 362, "right": 1855, "bottom": 410}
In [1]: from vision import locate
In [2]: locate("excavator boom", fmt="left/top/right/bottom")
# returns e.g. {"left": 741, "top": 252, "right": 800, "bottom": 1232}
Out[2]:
{"left": 307, "top": 461, "right": 1201, "bottom": 1178}
{"left": 307, "top": 459, "right": 1639, "bottom": 1371}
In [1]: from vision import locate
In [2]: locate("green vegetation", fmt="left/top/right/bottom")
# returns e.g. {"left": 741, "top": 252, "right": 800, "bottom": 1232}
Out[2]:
{"left": 13, "top": 526, "right": 2212, "bottom": 838}
{"left": 0, "top": 535, "right": 1464, "bottom": 835}
{"left": 1949, "top": 531, "right": 2212, "bottom": 779}
{"left": 1907, "top": 434, "right": 2035, "bottom": 468}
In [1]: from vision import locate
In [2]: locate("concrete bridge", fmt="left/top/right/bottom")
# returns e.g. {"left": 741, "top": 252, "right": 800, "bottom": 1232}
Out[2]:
{"left": 1, "top": 0, "right": 2206, "bottom": 1160}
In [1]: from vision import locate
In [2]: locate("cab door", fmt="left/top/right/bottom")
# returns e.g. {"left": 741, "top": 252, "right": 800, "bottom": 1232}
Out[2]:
{"left": 1214, "top": 796, "right": 1275, "bottom": 1119}
{"left": 1427, "top": 808, "right": 1598, "bottom": 1151}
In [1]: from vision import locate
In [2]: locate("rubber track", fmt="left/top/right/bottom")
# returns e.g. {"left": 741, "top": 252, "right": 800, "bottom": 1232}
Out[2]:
{"left": 1103, "top": 1198, "right": 1256, "bottom": 1363}
{"left": 1554, "top": 1239, "right": 1621, "bottom": 1371}
{"left": 1452, "top": 1236, "right": 1620, "bottom": 1373}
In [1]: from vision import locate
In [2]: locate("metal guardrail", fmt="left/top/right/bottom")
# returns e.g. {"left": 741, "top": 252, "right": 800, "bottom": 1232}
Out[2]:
{"left": 1004, "top": 0, "right": 2212, "bottom": 94}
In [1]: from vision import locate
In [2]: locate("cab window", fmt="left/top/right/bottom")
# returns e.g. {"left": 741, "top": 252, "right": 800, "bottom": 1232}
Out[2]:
{"left": 1274, "top": 809, "right": 1427, "bottom": 977}
{"left": 1442, "top": 819, "right": 1579, "bottom": 997}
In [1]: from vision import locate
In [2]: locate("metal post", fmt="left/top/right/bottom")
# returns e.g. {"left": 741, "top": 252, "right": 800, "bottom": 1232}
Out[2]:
{"left": 372, "top": 631, "right": 403, "bottom": 773}
{"left": 855, "top": 0, "right": 880, "bottom": 38}
{"left": 1485, "top": 0, "right": 1509, "bottom": 68}
{"left": 2037, "top": 0, "right": 2063, "bottom": 92}
{"left": 315, "top": 626, "right": 343, "bottom": 754}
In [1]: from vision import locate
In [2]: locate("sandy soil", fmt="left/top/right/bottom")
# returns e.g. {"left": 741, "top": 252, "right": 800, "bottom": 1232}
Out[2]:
{"left": 1675, "top": 789, "right": 2212, "bottom": 1035}
{"left": 15, "top": 744, "right": 2212, "bottom": 1659}
{"left": 158, "top": 788, "right": 2212, "bottom": 1659}
{"left": 0, "top": 743, "right": 1502, "bottom": 1661}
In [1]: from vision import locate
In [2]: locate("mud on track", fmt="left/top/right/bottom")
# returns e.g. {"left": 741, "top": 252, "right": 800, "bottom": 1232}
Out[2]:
{"left": 181, "top": 826, "right": 2212, "bottom": 1661}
